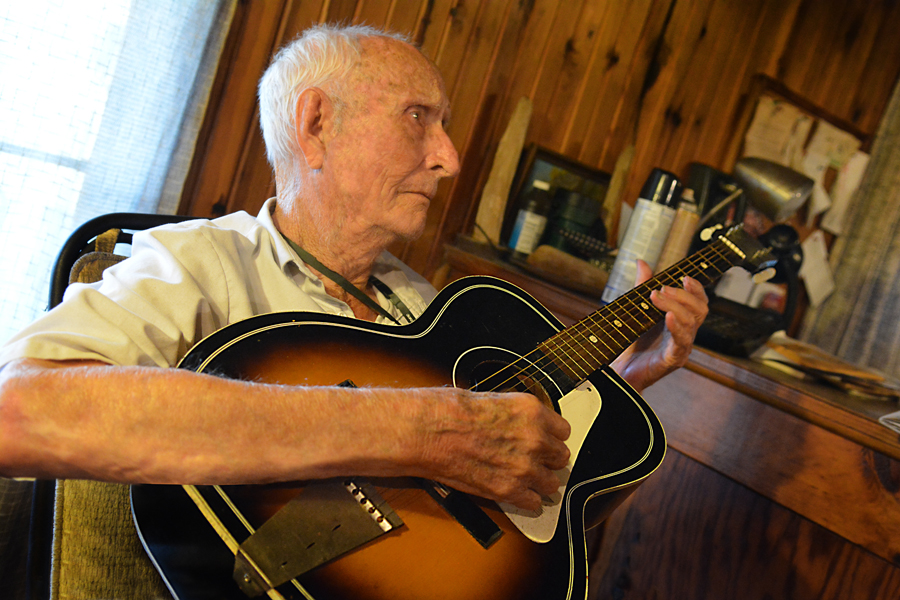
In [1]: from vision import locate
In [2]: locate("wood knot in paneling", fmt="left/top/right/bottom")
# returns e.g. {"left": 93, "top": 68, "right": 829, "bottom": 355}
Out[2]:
{"left": 606, "top": 47, "right": 620, "bottom": 70}
{"left": 863, "top": 449, "right": 900, "bottom": 495}
{"left": 665, "top": 106, "right": 683, "bottom": 128}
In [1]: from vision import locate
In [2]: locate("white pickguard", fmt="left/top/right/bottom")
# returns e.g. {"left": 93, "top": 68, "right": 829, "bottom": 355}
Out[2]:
{"left": 498, "top": 380, "right": 602, "bottom": 543}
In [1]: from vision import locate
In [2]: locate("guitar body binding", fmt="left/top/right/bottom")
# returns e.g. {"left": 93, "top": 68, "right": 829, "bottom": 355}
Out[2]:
{"left": 131, "top": 276, "right": 667, "bottom": 600}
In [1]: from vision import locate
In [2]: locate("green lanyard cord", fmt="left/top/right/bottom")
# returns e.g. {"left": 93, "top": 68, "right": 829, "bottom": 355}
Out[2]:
{"left": 281, "top": 234, "right": 413, "bottom": 325}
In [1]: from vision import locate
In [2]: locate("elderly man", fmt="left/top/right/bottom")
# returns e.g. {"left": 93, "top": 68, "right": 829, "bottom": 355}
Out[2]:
{"left": 0, "top": 24, "right": 707, "bottom": 514}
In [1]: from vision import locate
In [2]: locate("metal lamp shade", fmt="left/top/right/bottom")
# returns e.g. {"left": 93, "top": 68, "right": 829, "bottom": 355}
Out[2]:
{"left": 733, "top": 157, "right": 814, "bottom": 222}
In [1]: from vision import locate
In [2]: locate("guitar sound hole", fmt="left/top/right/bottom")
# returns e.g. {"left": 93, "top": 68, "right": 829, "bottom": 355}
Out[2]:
{"left": 468, "top": 361, "right": 556, "bottom": 412}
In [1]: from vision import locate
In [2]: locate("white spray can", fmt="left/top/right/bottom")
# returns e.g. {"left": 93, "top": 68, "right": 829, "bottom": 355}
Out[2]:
{"left": 602, "top": 169, "right": 682, "bottom": 303}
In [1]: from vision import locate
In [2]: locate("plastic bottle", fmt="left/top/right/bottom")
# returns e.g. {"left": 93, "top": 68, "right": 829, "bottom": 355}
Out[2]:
{"left": 601, "top": 169, "right": 682, "bottom": 303}
{"left": 655, "top": 188, "right": 700, "bottom": 273}
{"left": 508, "top": 180, "right": 552, "bottom": 260}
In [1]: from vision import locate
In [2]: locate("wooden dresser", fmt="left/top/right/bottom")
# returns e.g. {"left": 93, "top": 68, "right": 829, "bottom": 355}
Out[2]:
{"left": 438, "top": 241, "right": 900, "bottom": 600}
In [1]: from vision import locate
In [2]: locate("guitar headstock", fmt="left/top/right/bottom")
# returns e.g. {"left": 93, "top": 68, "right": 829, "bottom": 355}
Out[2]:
{"left": 701, "top": 224, "right": 778, "bottom": 282}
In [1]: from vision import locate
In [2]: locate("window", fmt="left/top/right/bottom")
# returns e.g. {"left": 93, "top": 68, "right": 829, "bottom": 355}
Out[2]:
{"left": 0, "top": 0, "right": 233, "bottom": 343}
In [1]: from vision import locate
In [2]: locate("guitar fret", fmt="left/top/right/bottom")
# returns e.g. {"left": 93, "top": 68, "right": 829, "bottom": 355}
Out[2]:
{"left": 562, "top": 330, "right": 600, "bottom": 373}
{"left": 560, "top": 332, "right": 591, "bottom": 375}
{"left": 576, "top": 315, "right": 619, "bottom": 363}
{"left": 571, "top": 327, "right": 607, "bottom": 372}
{"left": 536, "top": 228, "right": 771, "bottom": 384}
{"left": 543, "top": 336, "right": 591, "bottom": 380}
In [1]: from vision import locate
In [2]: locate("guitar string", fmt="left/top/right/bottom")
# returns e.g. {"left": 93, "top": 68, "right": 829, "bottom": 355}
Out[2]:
{"left": 579, "top": 243, "right": 731, "bottom": 354}
{"left": 495, "top": 241, "right": 730, "bottom": 396}
{"left": 471, "top": 240, "right": 738, "bottom": 395}
{"left": 534, "top": 250, "right": 733, "bottom": 392}
{"left": 567, "top": 242, "right": 733, "bottom": 355}
{"left": 476, "top": 244, "right": 721, "bottom": 390}
{"left": 538, "top": 251, "right": 718, "bottom": 380}
{"left": 557, "top": 244, "right": 733, "bottom": 370}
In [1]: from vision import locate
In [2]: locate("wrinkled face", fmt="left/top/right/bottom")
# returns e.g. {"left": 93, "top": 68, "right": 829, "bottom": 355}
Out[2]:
{"left": 321, "top": 38, "right": 460, "bottom": 243}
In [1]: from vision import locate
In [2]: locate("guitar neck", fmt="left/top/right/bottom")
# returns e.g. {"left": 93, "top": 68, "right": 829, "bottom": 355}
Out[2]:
{"left": 538, "top": 234, "right": 746, "bottom": 382}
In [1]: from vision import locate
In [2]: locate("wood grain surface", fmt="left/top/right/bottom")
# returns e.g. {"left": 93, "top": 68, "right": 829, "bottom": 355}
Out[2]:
{"left": 180, "top": 0, "right": 900, "bottom": 278}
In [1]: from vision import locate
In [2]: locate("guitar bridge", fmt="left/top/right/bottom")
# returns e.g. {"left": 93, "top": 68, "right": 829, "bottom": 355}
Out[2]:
{"left": 234, "top": 479, "right": 403, "bottom": 597}
{"left": 345, "top": 479, "right": 396, "bottom": 533}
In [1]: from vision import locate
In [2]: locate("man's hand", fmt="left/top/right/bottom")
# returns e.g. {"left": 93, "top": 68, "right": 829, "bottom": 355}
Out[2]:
{"left": 611, "top": 259, "right": 708, "bottom": 392}
{"left": 417, "top": 390, "right": 571, "bottom": 512}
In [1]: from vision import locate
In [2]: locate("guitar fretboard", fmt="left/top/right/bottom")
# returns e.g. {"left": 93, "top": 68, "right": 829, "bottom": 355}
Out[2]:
{"left": 537, "top": 235, "right": 744, "bottom": 383}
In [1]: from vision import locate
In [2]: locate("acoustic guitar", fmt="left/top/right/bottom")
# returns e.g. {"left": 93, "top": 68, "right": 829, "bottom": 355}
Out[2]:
{"left": 131, "top": 225, "right": 774, "bottom": 600}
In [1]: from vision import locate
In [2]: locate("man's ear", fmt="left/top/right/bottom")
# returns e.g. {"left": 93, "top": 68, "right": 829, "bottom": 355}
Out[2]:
{"left": 294, "top": 88, "right": 333, "bottom": 170}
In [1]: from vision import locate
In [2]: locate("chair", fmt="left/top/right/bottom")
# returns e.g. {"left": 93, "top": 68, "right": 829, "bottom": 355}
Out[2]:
{"left": 29, "top": 212, "right": 194, "bottom": 600}
{"left": 1, "top": 477, "right": 33, "bottom": 599}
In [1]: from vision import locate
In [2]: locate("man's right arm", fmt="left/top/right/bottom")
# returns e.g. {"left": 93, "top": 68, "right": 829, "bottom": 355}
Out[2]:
{"left": 0, "top": 358, "right": 570, "bottom": 511}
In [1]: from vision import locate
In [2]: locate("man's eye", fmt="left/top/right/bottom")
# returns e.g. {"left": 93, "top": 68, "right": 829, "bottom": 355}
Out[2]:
{"left": 411, "top": 110, "right": 421, "bottom": 120}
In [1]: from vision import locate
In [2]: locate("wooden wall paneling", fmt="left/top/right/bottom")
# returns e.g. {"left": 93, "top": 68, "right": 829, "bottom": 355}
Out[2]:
{"left": 221, "top": 0, "right": 335, "bottom": 219}
{"left": 777, "top": 0, "right": 900, "bottom": 134}
{"left": 582, "top": 0, "right": 672, "bottom": 172}
{"left": 651, "top": 0, "right": 739, "bottom": 174}
{"left": 579, "top": 0, "right": 676, "bottom": 240}
{"left": 775, "top": 0, "right": 845, "bottom": 104}
{"left": 450, "top": 0, "right": 562, "bottom": 249}
{"left": 182, "top": 0, "right": 900, "bottom": 280}
{"left": 428, "top": 1, "right": 481, "bottom": 99}
{"left": 179, "top": 0, "right": 293, "bottom": 218}
{"left": 441, "top": 0, "right": 556, "bottom": 256}
{"left": 414, "top": 0, "right": 456, "bottom": 57}
{"left": 352, "top": 0, "right": 392, "bottom": 25}
{"left": 678, "top": 0, "right": 796, "bottom": 172}
{"left": 623, "top": 0, "right": 716, "bottom": 204}
{"left": 225, "top": 131, "right": 275, "bottom": 219}
{"left": 382, "top": 0, "right": 427, "bottom": 35}
{"left": 440, "top": 0, "right": 514, "bottom": 154}
{"left": 538, "top": 1, "right": 615, "bottom": 154}
{"left": 522, "top": 0, "right": 588, "bottom": 153}
{"left": 802, "top": 2, "right": 882, "bottom": 124}
{"left": 780, "top": 0, "right": 874, "bottom": 120}
{"left": 439, "top": 0, "right": 587, "bottom": 262}
{"left": 696, "top": 0, "right": 801, "bottom": 170}
{"left": 564, "top": 0, "right": 654, "bottom": 166}
{"left": 844, "top": 1, "right": 900, "bottom": 134}
{"left": 487, "top": 0, "right": 559, "bottom": 134}
{"left": 588, "top": 449, "right": 900, "bottom": 600}
{"left": 422, "top": 0, "right": 551, "bottom": 274}
{"left": 321, "top": 0, "right": 361, "bottom": 23}
{"left": 757, "top": 0, "right": 803, "bottom": 77}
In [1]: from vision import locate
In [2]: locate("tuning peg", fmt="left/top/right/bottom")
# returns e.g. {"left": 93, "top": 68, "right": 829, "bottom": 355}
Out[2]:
{"left": 700, "top": 224, "right": 723, "bottom": 242}
{"left": 752, "top": 267, "right": 776, "bottom": 284}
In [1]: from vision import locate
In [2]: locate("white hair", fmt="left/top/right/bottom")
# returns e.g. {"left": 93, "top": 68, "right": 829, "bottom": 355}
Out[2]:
{"left": 258, "top": 24, "right": 410, "bottom": 179}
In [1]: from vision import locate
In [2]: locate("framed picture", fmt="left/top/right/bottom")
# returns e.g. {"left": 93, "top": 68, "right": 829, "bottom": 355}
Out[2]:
{"left": 501, "top": 144, "right": 612, "bottom": 247}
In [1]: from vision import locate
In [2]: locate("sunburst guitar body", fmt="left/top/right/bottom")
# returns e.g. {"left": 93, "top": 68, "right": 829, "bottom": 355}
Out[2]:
{"left": 131, "top": 226, "right": 775, "bottom": 600}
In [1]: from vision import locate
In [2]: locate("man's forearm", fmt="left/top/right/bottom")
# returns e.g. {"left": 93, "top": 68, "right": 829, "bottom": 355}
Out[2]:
{"left": 0, "top": 357, "right": 571, "bottom": 511}
{"left": 0, "top": 358, "right": 430, "bottom": 483}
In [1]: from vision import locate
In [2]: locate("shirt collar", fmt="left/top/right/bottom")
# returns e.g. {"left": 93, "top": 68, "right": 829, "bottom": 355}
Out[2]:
{"left": 257, "top": 197, "right": 401, "bottom": 285}
{"left": 257, "top": 198, "right": 304, "bottom": 274}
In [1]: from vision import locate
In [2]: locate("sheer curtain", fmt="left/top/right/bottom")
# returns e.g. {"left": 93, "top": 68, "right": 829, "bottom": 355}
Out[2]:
{"left": 0, "top": 0, "right": 235, "bottom": 344}
{"left": 800, "top": 76, "right": 900, "bottom": 378}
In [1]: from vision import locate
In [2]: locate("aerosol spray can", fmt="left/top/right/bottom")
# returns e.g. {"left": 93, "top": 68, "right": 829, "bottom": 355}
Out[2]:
{"left": 655, "top": 188, "right": 700, "bottom": 273}
{"left": 601, "top": 169, "right": 682, "bottom": 303}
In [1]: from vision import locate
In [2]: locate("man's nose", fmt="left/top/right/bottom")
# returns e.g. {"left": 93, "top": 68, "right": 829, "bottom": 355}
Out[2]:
{"left": 427, "top": 127, "right": 460, "bottom": 178}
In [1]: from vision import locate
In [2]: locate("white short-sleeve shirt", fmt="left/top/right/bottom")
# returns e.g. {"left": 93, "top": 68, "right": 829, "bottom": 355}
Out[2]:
{"left": 0, "top": 199, "right": 436, "bottom": 368}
